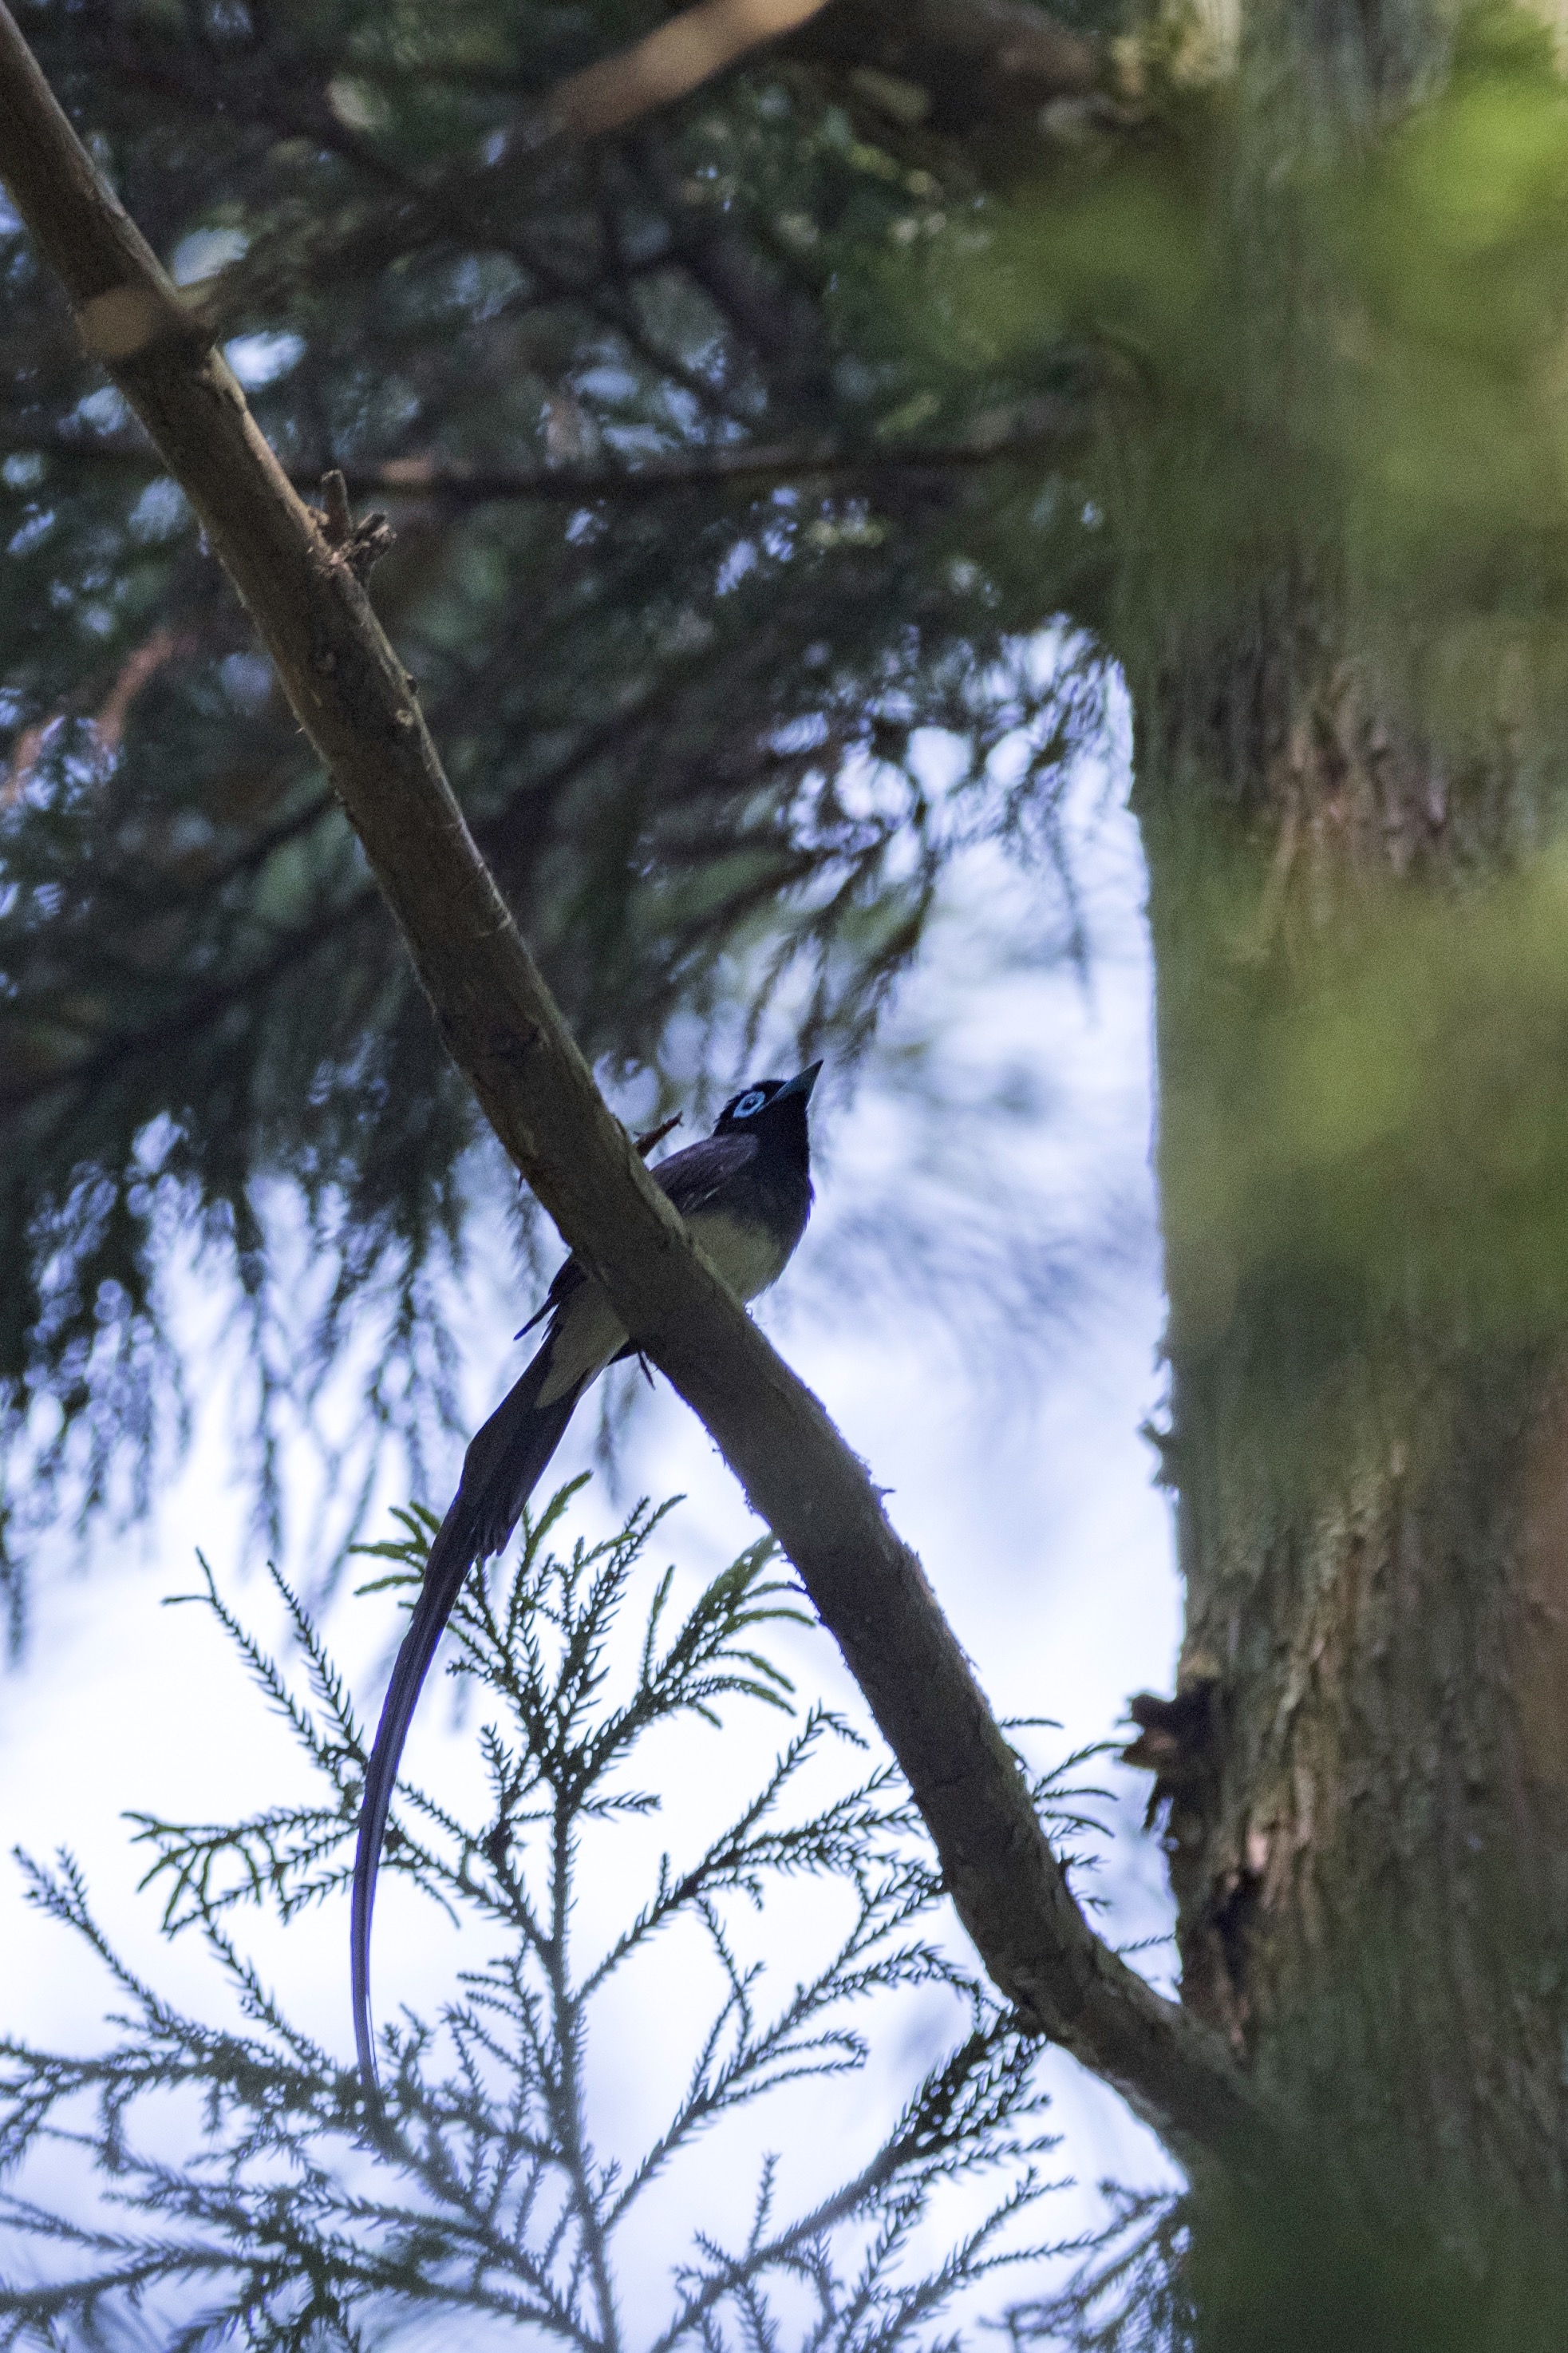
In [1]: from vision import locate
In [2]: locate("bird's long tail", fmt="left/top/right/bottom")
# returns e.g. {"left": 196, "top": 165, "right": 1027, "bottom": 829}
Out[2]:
{"left": 350, "top": 1340, "right": 588, "bottom": 2114}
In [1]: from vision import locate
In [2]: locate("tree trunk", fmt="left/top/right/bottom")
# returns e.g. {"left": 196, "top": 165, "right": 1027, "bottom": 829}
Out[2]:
{"left": 1131, "top": 579, "right": 1568, "bottom": 2341}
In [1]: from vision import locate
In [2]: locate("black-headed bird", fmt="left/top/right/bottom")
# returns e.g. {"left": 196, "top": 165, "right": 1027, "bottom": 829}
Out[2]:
{"left": 351, "top": 1063, "right": 822, "bottom": 2108}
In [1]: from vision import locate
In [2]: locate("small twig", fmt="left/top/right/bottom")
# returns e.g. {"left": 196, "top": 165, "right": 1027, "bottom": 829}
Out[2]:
{"left": 318, "top": 467, "right": 353, "bottom": 547}
{"left": 311, "top": 468, "right": 396, "bottom": 582}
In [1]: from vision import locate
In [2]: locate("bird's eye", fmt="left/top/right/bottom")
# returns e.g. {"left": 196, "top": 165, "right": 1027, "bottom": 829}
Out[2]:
{"left": 732, "top": 1088, "right": 768, "bottom": 1120}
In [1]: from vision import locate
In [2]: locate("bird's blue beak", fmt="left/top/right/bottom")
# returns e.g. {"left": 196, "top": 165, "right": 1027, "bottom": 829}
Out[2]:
{"left": 774, "top": 1060, "right": 823, "bottom": 1101}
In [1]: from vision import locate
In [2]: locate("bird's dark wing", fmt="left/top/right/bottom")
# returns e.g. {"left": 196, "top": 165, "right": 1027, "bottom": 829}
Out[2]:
{"left": 350, "top": 1339, "right": 589, "bottom": 2114}
{"left": 515, "top": 1133, "right": 757, "bottom": 1336}
{"left": 514, "top": 1133, "right": 756, "bottom": 1336}
{"left": 650, "top": 1129, "right": 760, "bottom": 1216}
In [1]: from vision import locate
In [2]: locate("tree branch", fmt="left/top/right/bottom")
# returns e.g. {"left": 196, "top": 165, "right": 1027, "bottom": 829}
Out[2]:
{"left": 330, "top": 417, "right": 1079, "bottom": 499}
{"left": 0, "top": 3, "right": 1262, "bottom": 2177}
{"left": 539, "top": 0, "right": 831, "bottom": 144}
{"left": 496, "top": 0, "right": 1116, "bottom": 167}
{"left": 0, "top": 414, "right": 1080, "bottom": 501}
{"left": 530, "top": 0, "right": 1112, "bottom": 151}
{"left": 532, "top": 0, "right": 1111, "bottom": 148}
{"left": 788, "top": 0, "right": 1108, "bottom": 130}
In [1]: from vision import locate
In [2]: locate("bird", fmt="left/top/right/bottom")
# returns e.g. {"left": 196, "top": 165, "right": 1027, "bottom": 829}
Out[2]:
{"left": 350, "top": 1062, "right": 822, "bottom": 2112}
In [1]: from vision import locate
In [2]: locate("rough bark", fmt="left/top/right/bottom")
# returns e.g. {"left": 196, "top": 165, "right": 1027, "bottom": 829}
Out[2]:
{"left": 1130, "top": 580, "right": 1568, "bottom": 2336}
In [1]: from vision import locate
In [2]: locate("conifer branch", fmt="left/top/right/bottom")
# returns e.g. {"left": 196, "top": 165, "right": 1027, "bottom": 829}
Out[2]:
{"left": 325, "top": 417, "right": 1079, "bottom": 503}
{"left": 2, "top": 1494, "right": 1096, "bottom": 2343}
{"left": 0, "top": 6, "right": 1265, "bottom": 2175}
{"left": 0, "top": 413, "right": 1078, "bottom": 501}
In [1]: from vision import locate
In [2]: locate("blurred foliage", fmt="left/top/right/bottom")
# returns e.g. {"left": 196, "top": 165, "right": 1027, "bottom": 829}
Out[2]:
{"left": 0, "top": 1479, "right": 1116, "bottom": 2347}
{"left": 1160, "top": 842, "right": 1568, "bottom": 1352}
{"left": 1009, "top": 2168, "right": 1568, "bottom": 2352}
{"left": 893, "top": 4, "right": 1568, "bottom": 682}
{"left": 884, "top": 2, "right": 1568, "bottom": 1438}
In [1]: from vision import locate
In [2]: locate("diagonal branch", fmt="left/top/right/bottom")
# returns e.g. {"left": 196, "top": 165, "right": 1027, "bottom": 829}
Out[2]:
{"left": 0, "top": 4, "right": 1263, "bottom": 2178}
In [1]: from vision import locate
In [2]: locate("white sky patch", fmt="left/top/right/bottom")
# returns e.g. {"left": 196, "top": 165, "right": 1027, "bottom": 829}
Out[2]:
{"left": 223, "top": 330, "right": 305, "bottom": 388}
{"left": 169, "top": 227, "right": 247, "bottom": 286}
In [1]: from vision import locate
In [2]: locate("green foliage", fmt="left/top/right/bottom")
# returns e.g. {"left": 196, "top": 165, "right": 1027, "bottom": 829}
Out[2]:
{"left": 1155, "top": 836, "right": 1568, "bottom": 1355}
{"left": 888, "top": 5, "right": 1568, "bottom": 705}
{"left": 844, "top": 0, "right": 1568, "bottom": 1443}
{"left": 0, "top": 0, "right": 1107, "bottom": 1611}
{"left": 0, "top": 1481, "right": 1115, "bottom": 2347}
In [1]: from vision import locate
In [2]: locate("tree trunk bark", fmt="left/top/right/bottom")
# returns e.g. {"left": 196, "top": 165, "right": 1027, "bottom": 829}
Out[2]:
{"left": 1130, "top": 581, "right": 1568, "bottom": 2341}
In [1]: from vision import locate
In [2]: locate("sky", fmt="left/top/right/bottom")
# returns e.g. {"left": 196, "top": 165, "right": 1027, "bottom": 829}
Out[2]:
{"left": 0, "top": 744, "right": 1188, "bottom": 2339}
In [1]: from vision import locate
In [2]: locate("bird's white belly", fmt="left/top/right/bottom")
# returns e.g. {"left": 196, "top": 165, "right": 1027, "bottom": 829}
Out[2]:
{"left": 535, "top": 1208, "right": 788, "bottom": 1407}
{"left": 688, "top": 1208, "right": 790, "bottom": 1304}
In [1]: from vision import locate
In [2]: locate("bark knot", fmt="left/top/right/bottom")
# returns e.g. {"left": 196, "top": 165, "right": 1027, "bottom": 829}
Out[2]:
{"left": 1124, "top": 1665, "right": 1222, "bottom": 1825}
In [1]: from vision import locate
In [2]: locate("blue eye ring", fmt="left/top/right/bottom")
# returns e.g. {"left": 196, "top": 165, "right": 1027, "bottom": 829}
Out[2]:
{"left": 732, "top": 1088, "right": 768, "bottom": 1120}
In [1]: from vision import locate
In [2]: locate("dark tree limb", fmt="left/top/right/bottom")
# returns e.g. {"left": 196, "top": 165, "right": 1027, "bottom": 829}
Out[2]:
{"left": 531, "top": 0, "right": 1112, "bottom": 152}
{"left": 318, "top": 416, "right": 1081, "bottom": 500}
{"left": 0, "top": 414, "right": 1081, "bottom": 501}
{"left": 789, "top": 0, "right": 1112, "bottom": 129}
{"left": 0, "top": 3, "right": 1264, "bottom": 2177}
